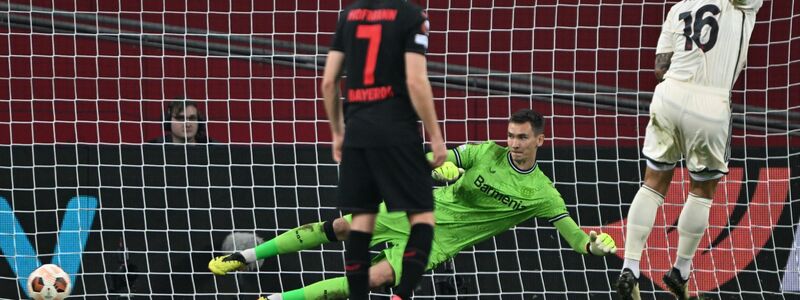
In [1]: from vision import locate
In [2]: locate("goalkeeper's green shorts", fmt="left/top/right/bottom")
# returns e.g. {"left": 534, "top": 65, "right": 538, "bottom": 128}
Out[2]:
{"left": 344, "top": 203, "right": 454, "bottom": 286}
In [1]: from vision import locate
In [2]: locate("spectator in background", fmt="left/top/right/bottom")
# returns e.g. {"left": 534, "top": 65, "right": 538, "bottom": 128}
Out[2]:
{"left": 154, "top": 99, "right": 210, "bottom": 143}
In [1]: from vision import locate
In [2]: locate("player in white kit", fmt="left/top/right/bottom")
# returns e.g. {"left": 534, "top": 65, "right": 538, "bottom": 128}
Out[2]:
{"left": 615, "top": 0, "right": 763, "bottom": 299}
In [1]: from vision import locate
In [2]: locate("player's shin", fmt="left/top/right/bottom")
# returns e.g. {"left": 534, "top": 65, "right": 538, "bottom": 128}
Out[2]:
{"left": 623, "top": 186, "right": 665, "bottom": 277}
{"left": 267, "top": 277, "right": 349, "bottom": 300}
{"left": 252, "top": 221, "right": 339, "bottom": 261}
{"left": 345, "top": 230, "right": 372, "bottom": 300}
{"left": 675, "top": 194, "right": 712, "bottom": 280}
{"left": 393, "top": 223, "right": 434, "bottom": 299}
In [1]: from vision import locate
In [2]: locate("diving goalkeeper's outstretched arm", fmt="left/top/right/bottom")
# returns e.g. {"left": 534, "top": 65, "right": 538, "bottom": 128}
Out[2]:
{"left": 552, "top": 216, "right": 617, "bottom": 256}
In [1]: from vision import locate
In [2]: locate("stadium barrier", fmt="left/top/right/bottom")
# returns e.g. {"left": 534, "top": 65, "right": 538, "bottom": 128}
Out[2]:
{"left": 0, "top": 144, "right": 795, "bottom": 299}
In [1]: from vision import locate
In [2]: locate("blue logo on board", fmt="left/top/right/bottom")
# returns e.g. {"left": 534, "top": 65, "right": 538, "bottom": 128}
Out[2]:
{"left": 0, "top": 196, "right": 97, "bottom": 296}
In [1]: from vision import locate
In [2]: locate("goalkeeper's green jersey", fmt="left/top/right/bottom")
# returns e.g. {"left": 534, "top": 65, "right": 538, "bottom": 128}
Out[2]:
{"left": 429, "top": 141, "right": 572, "bottom": 256}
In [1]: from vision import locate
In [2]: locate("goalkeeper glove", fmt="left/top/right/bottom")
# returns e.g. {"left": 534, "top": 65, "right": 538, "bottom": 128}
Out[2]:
{"left": 431, "top": 161, "right": 464, "bottom": 182}
{"left": 588, "top": 231, "right": 617, "bottom": 256}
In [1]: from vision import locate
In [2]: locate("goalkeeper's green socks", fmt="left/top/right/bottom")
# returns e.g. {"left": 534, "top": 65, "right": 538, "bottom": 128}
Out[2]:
{"left": 243, "top": 221, "right": 339, "bottom": 262}
{"left": 270, "top": 277, "right": 349, "bottom": 300}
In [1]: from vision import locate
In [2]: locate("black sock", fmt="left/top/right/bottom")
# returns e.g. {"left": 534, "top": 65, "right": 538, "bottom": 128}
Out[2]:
{"left": 345, "top": 230, "right": 372, "bottom": 300}
{"left": 323, "top": 220, "right": 339, "bottom": 242}
{"left": 394, "top": 223, "right": 434, "bottom": 299}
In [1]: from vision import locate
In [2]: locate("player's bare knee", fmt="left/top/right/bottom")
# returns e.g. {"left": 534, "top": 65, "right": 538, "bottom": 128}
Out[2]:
{"left": 368, "top": 263, "right": 395, "bottom": 289}
{"left": 349, "top": 213, "right": 377, "bottom": 232}
{"left": 368, "top": 274, "right": 393, "bottom": 290}
{"left": 689, "top": 176, "right": 721, "bottom": 199}
{"left": 332, "top": 217, "right": 350, "bottom": 241}
{"left": 407, "top": 211, "right": 434, "bottom": 225}
{"left": 643, "top": 167, "right": 674, "bottom": 195}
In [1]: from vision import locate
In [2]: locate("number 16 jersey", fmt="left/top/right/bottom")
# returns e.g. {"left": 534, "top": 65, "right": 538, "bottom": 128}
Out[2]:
{"left": 658, "top": 0, "right": 763, "bottom": 91}
{"left": 330, "top": 0, "right": 430, "bottom": 147}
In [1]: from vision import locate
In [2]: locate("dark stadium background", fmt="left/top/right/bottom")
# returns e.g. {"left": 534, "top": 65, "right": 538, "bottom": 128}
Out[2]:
{"left": 1, "top": 0, "right": 798, "bottom": 299}
{"left": 0, "top": 0, "right": 795, "bottom": 147}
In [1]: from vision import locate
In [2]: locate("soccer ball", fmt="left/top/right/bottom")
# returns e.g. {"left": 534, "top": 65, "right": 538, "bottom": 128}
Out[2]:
{"left": 27, "top": 264, "right": 71, "bottom": 300}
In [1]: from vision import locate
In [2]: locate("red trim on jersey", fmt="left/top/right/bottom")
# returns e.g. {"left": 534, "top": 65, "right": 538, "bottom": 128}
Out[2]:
{"left": 345, "top": 263, "right": 364, "bottom": 271}
{"left": 347, "top": 9, "right": 398, "bottom": 22}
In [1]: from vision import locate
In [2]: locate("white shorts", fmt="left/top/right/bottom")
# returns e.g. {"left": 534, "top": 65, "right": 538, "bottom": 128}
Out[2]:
{"left": 642, "top": 78, "right": 731, "bottom": 178}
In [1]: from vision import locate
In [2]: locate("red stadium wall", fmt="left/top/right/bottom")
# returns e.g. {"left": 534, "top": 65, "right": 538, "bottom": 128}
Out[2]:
{"left": 0, "top": 0, "right": 797, "bottom": 146}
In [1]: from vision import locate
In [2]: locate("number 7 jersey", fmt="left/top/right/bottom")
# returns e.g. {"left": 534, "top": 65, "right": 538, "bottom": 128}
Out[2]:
{"left": 657, "top": 0, "right": 763, "bottom": 90}
{"left": 330, "top": 0, "right": 430, "bottom": 147}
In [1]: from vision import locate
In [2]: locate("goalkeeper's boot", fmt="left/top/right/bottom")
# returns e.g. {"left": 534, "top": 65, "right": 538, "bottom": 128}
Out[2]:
{"left": 663, "top": 267, "right": 690, "bottom": 300}
{"left": 615, "top": 268, "right": 640, "bottom": 300}
{"left": 260, "top": 295, "right": 281, "bottom": 300}
{"left": 208, "top": 252, "right": 247, "bottom": 275}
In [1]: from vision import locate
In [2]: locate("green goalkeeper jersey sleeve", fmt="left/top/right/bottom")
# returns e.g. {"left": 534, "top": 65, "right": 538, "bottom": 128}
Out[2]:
{"left": 431, "top": 141, "right": 570, "bottom": 256}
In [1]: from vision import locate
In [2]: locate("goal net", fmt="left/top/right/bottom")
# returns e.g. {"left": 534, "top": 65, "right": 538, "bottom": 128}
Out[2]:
{"left": 0, "top": 0, "right": 797, "bottom": 299}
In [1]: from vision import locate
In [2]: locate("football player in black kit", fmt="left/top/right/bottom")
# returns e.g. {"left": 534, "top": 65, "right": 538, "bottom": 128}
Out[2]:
{"left": 321, "top": 0, "right": 446, "bottom": 299}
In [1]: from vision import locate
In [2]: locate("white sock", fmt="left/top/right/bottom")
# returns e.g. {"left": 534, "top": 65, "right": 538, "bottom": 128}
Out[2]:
{"left": 623, "top": 258, "right": 641, "bottom": 278}
{"left": 676, "top": 193, "right": 712, "bottom": 280}
{"left": 624, "top": 186, "right": 665, "bottom": 262}
{"left": 241, "top": 248, "right": 257, "bottom": 263}
{"left": 674, "top": 257, "right": 692, "bottom": 280}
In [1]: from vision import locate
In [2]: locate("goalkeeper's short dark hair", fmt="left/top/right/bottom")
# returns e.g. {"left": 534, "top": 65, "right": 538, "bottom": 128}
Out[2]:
{"left": 509, "top": 109, "right": 544, "bottom": 134}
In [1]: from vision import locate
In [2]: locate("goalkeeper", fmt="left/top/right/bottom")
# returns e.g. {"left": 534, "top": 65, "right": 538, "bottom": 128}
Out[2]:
{"left": 209, "top": 109, "right": 617, "bottom": 300}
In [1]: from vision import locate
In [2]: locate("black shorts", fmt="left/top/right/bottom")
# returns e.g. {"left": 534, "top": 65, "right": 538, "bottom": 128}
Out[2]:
{"left": 337, "top": 144, "right": 433, "bottom": 213}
